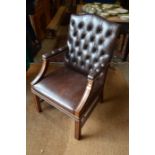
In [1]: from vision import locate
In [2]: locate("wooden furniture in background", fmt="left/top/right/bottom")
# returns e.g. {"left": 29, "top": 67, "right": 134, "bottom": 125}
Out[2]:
{"left": 31, "top": 0, "right": 52, "bottom": 40}
{"left": 32, "top": 0, "right": 77, "bottom": 40}
{"left": 46, "top": 6, "right": 67, "bottom": 38}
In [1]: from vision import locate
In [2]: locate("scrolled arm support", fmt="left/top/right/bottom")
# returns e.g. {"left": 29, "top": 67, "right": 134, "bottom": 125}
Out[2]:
{"left": 31, "top": 59, "right": 49, "bottom": 86}
{"left": 75, "top": 63, "right": 111, "bottom": 117}
{"left": 75, "top": 77, "right": 94, "bottom": 117}
{"left": 31, "top": 45, "right": 68, "bottom": 86}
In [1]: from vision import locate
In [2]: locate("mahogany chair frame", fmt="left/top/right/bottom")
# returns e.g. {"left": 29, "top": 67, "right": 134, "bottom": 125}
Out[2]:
{"left": 31, "top": 14, "right": 119, "bottom": 140}
{"left": 31, "top": 46, "right": 109, "bottom": 140}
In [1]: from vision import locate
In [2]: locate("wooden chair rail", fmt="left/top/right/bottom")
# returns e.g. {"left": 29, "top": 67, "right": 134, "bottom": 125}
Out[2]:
{"left": 31, "top": 88, "right": 80, "bottom": 121}
{"left": 81, "top": 96, "right": 99, "bottom": 127}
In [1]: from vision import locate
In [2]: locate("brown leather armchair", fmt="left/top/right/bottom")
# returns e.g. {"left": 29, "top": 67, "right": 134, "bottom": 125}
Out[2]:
{"left": 31, "top": 14, "right": 120, "bottom": 140}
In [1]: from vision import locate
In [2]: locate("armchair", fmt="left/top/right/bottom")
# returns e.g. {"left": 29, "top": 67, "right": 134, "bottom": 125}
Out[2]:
{"left": 31, "top": 14, "right": 119, "bottom": 140}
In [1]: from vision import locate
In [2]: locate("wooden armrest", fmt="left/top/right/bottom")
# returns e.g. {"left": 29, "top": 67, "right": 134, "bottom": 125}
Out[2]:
{"left": 31, "top": 60, "right": 49, "bottom": 86}
{"left": 75, "top": 63, "right": 110, "bottom": 117}
{"left": 42, "top": 46, "right": 68, "bottom": 60}
{"left": 31, "top": 46, "right": 68, "bottom": 86}
{"left": 46, "top": 6, "right": 67, "bottom": 32}
{"left": 75, "top": 72, "right": 103, "bottom": 117}
{"left": 75, "top": 77, "right": 94, "bottom": 117}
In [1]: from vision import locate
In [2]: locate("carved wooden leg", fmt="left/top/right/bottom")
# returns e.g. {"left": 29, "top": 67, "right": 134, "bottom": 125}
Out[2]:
{"left": 75, "top": 120, "right": 81, "bottom": 140}
{"left": 33, "top": 94, "right": 42, "bottom": 112}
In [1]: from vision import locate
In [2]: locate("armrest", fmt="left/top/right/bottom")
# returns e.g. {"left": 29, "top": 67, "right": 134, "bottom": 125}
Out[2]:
{"left": 75, "top": 63, "right": 110, "bottom": 117}
{"left": 31, "top": 46, "right": 68, "bottom": 85}
{"left": 75, "top": 77, "right": 94, "bottom": 117}
{"left": 42, "top": 45, "right": 68, "bottom": 60}
{"left": 88, "top": 63, "right": 110, "bottom": 81}
{"left": 31, "top": 59, "right": 49, "bottom": 86}
{"left": 87, "top": 72, "right": 100, "bottom": 81}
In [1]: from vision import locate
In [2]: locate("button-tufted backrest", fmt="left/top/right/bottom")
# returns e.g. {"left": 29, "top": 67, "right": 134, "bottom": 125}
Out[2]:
{"left": 65, "top": 14, "right": 120, "bottom": 76}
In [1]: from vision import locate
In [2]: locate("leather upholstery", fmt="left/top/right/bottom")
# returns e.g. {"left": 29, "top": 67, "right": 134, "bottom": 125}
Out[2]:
{"left": 32, "top": 66, "right": 102, "bottom": 113}
{"left": 65, "top": 14, "right": 119, "bottom": 77}
{"left": 32, "top": 67, "right": 86, "bottom": 112}
{"left": 42, "top": 46, "right": 68, "bottom": 60}
{"left": 32, "top": 67, "right": 100, "bottom": 113}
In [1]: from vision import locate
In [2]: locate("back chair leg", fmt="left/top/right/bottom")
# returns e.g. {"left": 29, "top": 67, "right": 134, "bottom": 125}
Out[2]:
{"left": 33, "top": 94, "right": 42, "bottom": 112}
{"left": 100, "top": 67, "right": 109, "bottom": 104}
{"left": 100, "top": 89, "right": 104, "bottom": 103}
{"left": 100, "top": 92, "right": 104, "bottom": 103}
{"left": 75, "top": 120, "right": 81, "bottom": 140}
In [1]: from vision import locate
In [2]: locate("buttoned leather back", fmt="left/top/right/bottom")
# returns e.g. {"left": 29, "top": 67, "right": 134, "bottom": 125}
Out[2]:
{"left": 65, "top": 14, "right": 119, "bottom": 76}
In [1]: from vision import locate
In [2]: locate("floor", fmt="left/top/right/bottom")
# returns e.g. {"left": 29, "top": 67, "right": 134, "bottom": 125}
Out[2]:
{"left": 27, "top": 64, "right": 129, "bottom": 155}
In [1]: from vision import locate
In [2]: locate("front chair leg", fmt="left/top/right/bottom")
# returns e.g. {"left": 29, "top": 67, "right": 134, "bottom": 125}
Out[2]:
{"left": 75, "top": 120, "right": 81, "bottom": 140}
{"left": 33, "top": 94, "right": 42, "bottom": 112}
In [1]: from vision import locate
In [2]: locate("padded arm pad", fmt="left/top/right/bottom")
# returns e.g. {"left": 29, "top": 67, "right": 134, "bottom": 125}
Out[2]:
{"left": 88, "top": 63, "right": 110, "bottom": 81}
{"left": 42, "top": 45, "right": 68, "bottom": 60}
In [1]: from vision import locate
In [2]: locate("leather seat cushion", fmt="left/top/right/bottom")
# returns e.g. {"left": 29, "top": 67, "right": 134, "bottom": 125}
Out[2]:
{"left": 32, "top": 66, "right": 88, "bottom": 113}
